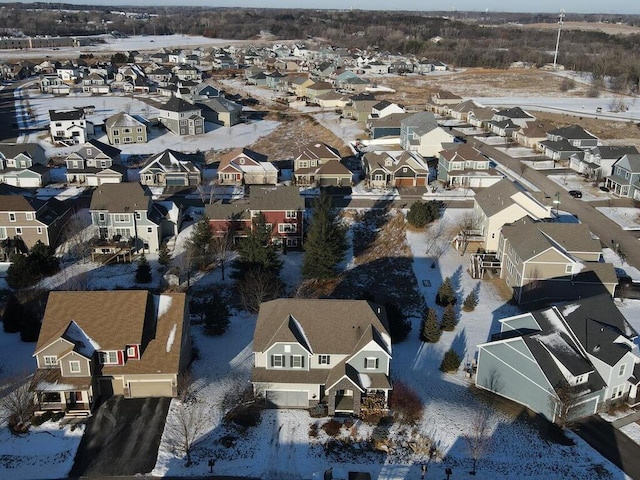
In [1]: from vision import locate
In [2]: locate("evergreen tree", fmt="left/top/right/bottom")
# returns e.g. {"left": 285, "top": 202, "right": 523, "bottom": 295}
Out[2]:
{"left": 385, "top": 301, "right": 411, "bottom": 343}
{"left": 6, "top": 241, "right": 59, "bottom": 289}
{"left": 302, "top": 192, "right": 347, "bottom": 280}
{"left": 135, "top": 254, "right": 152, "bottom": 283}
{"left": 234, "top": 213, "right": 282, "bottom": 278}
{"left": 420, "top": 308, "right": 441, "bottom": 343}
{"left": 158, "top": 242, "right": 172, "bottom": 267}
{"left": 439, "top": 348, "right": 461, "bottom": 373}
{"left": 186, "top": 215, "right": 214, "bottom": 270}
{"left": 463, "top": 290, "right": 479, "bottom": 312}
{"left": 436, "top": 277, "right": 456, "bottom": 306}
{"left": 19, "top": 309, "right": 40, "bottom": 343}
{"left": 406, "top": 201, "right": 429, "bottom": 228}
{"left": 203, "top": 293, "right": 231, "bottom": 336}
{"left": 2, "top": 294, "right": 23, "bottom": 333}
{"left": 440, "top": 304, "right": 457, "bottom": 332}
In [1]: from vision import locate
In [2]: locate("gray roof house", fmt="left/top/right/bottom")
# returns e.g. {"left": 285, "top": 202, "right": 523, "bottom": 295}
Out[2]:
{"left": 195, "top": 97, "right": 241, "bottom": 127}
{"left": 546, "top": 125, "right": 599, "bottom": 148}
{"left": 0, "top": 143, "right": 49, "bottom": 188}
{"left": 606, "top": 154, "right": 640, "bottom": 199}
{"left": 65, "top": 139, "right": 126, "bottom": 186}
{"left": 157, "top": 97, "right": 205, "bottom": 136}
{"left": 251, "top": 298, "right": 392, "bottom": 416}
{"left": 570, "top": 145, "right": 638, "bottom": 179}
{"left": 139, "top": 150, "right": 201, "bottom": 188}
{"left": 401, "top": 112, "right": 456, "bottom": 157}
{"left": 476, "top": 295, "right": 640, "bottom": 424}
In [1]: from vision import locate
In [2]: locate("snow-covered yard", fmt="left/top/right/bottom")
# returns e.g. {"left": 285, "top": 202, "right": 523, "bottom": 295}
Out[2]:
{"left": 595, "top": 207, "right": 640, "bottom": 231}
{"left": 548, "top": 173, "right": 615, "bottom": 201}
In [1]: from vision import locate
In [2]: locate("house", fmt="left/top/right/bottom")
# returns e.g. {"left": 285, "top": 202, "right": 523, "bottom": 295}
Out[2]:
{"left": 606, "top": 154, "right": 640, "bottom": 199}
{"left": 139, "top": 150, "right": 202, "bottom": 188}
{"left": 81, "top": 73, "right": 110, "bottom": 94}
{"left": 487, "top": 119, "right": 521, "bottom": 138}
{"left": 472, "top": 179, "right": 552, "bottom": 252}
{"left": 293, "top": 142, "right": 351, "bottom": 187}
{"left": 105, "top": 112, "right": 148, "bottom": 145}
{"left": 89, "top": 183, "right": 177, "bottom": 253}
{"left": 467, "top": 107, "right": 496, "bottom": 129}
{"left": 539, "top": 139, "right": 584, "bottom": 161}
{"left": 447, "top": 100, "right": 482, "bottom": 122}
{"left": 430, "top": 90, "right": 462, "bottom": 106}
{"left": 195, "top": 97, "right": 242, "bottom": 127}
{"left": 362, "top": 151, "right": 429, "bottom": 187}
{"left": 366, "top": 112, "right": 413, "bottom": 140}
{"left": 64, "top": 139, "right": 126, "bottom": 186}
{"left": 0, "top": 143, "right": 49, "bottom": 188}
{"left": 206, "top": 185, "right": 305, "bottom": 248}
{"left": 570, "top": 146, "right": 638, "bottom": 180}
{"left": 437, "top": 143, "right": 503, "bottom": 188}
{"left": 251, "top": 298, "right": 392, "bottom": 416}
{"left": 497, "top": 218, "right": 617, "bottom": 304}
{"left": 0, "top": 195, "right": 71, "bottom": 250}
{"left": 491, "top": 107, "right": 535, "bottom": 128}
{"left": 217, "top": 148, "right": 278, "bottom": 185}
{"left": 49, "top": 108, "right": 93, "bottom": 146}
{"left": 547, "top": 125, "right": 599, "bottom": 149}
{"left": 40, "top": 74, "right": 69, "bottom": 95}
{"left": 513, "top": 120, "right": 556, "bottom": 151}
{"left": 315, "top": 91, "right": 349, "bottom": 110}
{"left": 343, "top": 94, "right": 378, "bottom": 122}
{"left": 476, "top": 295, "right": 640, "bottom": 424}
{"left": 157, "top": 97, "right": 205, "bottom": 136}
{"left": 172, "top": 64, "right": 201, "bottom": 82}
{"left": 305, "top": 81, "right": 334, "bottom": 103}
{"left": 400, "top": 112, "right": 456, "bottom": 157}
{"left": 369, "top": 100, "right": 405, "bottom": 119}
{"left": 31, "top": 290, "right": 190, "bottom": 416}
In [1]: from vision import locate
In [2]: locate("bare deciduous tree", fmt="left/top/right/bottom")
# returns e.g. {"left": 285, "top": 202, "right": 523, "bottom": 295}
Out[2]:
{"left": 551, "top": 380, "right": 582, "bottom": 429}
{"left": 424, "top": 218, "right": 451, "bottom": 266}
{"left": 212, "top": 231, "right": 233, "bottom": 281}
{"left": 166, "top": 399, "right": 209, "bottom": 466}
{"left": 455, "top": 211, "right": 482, "bottom": 255}
{"left": 238, "top": 267, "right": 282, "bottom": 313}
{"left": 59, "top": 211, "right": 97, "bottom": 262}
{"left": 0, "top": 378, "right": 34, "bottom": 430}
{"left": 465, "top": 407, "right": 492, "bottom": 475}
{"left": 196, "top": 180, "right": 219, "bottom": 205}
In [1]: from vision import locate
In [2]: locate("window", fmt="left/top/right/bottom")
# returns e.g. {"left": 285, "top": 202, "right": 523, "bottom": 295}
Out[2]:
{"left": 123, "top": 137, "right": 132, "bottom": 143}
{"left": 285, "top": 211, "right": 297, "bottom": 219}
{"left": 271, "top": 354, "right": 285, "bottom": 368}
{"left": 98, "top": 213, "right": 106, "bottom": 222}
{"left": 37, "top": 227, "right": 42, "bottom": 234}
{"left": 611, "top": 385, "right": 624, "bottom": 399}
{"left": 278, "top": 223, "right": 297, "bottom": 233}
{"left": 365, "top": 357, "right": 378, "bottom": 369}
{"left": 101, "top": 161, "right": 108, "bottom": 168}
{"left": 127, "top": 346, "right": 137, "bottom": 358}
{"left": 137, "top": 127, "right": 143, "bottom": 133}
{"left": 15, "top": 227, "right": 22, "bottom": 235}
{"left": 286, "top": 238, "right": 298, "bottom": 247}
{"left": 619, "top": 363, "right": 626, "bottom": 377}
{"left": 137, "top": 136, "right": 144, "bottom": 142}
{"left": 100, "top": 351, "right": 119, "bottom": 365}
{"left": 291, "top": 355, "right": 304, "bottom": 368}
{"left": 25, "top": 212, "right": 33, "bottom": 221}
{"left": 69, "top": 361, "right": 81, "bottom": 373}
{"left": 114, "top": 214, "right": 130, "bottom": 223}
{"left": 319, "top": 355, "right": 331, "bottom": 365}
{"left": 147, "top": 227, "right": 153, "bottom": 233}
{"left": 8, "top": 212, "right": 15, "bottom": 222}
{"left": 43, "top": 355, "right": 57, "bottom": 367}
{"left": 135, "top": 212, "right": 141, "bottom": 220}
{"left": 86, "top": 148, "right": 92, "bottom": 156}
{"left": 565, "top": 265, "right": 572, "bottom": 274}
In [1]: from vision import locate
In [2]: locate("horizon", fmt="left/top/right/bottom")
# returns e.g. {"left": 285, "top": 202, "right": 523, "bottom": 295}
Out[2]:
{"left": 2, "top": 1, "right": 640, "bottom": 16}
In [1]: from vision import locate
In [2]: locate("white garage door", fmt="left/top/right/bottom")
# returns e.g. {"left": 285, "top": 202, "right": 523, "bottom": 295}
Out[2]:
{"left": 128, "top": 381, "right": 173, "bottom": 398}
{"left": 265, "top": 390, "right": 308, "bottom": 408}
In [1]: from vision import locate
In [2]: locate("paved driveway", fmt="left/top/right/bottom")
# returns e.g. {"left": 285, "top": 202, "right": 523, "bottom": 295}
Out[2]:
{"left": 69, "top": 396, "right": 171, "bottom": 477}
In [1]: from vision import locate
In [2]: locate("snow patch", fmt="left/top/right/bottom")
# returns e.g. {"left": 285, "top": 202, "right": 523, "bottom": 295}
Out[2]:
{"left": 157, "top": 294, "right": 173, "bottom": 318}
{"left": 562, "top": 304, "right": 581, "bottom": 317}
{"left": 65, "top": 320, "right": 101, "bottom": 357}
{"left": 166, "top": 323, "right": 177, "bottom": 354}
{"left": 290, "top": 315, "right": 313, "bottom": 354}
{"left": 358, "top": 373, "right": 372, "bottom": 389}
{"left": 36, "top": 381, "right": 75, "bottom": 391}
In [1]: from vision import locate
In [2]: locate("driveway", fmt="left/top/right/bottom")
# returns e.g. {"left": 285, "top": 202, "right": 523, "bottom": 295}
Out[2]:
{"left": 69, "top": 396, "right": 171, "bottom": 477}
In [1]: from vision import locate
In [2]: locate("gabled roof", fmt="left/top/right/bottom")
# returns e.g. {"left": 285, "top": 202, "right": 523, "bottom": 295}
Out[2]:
{"left": 548, "top": 124, "right": 598, "bottom": 141}
{"left": 105, "top": 112, "right": 145, "bottom": 130}
{"left": 589, "top": 145, "right": 638, "bottom": 160}
{"left": 0, "top": 143, "right": 45, "bottom": 162}
{"left": 401, "top": 111, "right": 438, "bottom": 136}
{"left": 248, "top": 185, "right": 305, "bottom": 211}
{"left": 540, "top": 139, "right": 583, "bottom": 153}
{"left": 219, "top": 147, "right": 268, "bottom": 167}
{"left": 440, "top": 143, "right": 485, "bottom": 162}
{"left": 49, "top": 108, "right": 84, "bottom": 121}
{"left": 74, "top": 138, "right": 121, "bottom": 160}
{"left": 295, "top": 142, "right": 341, "bottom": 161}
{"left": 474, "top": 178, "right": 550, "bottom": 219}
{"left": 494, "top": 106, "right": 534, "bottom": 119}
{"left": 160, "top": 96, "right": 201, "bottom": 113}
{"left": 140, "top": 149, "right": 201, "bottom": 175}
{"left": 89, "top": 182, "right": 150, "bottom": 212}
{"left": 613, "top": 154, "right": 640, "bottom": 174}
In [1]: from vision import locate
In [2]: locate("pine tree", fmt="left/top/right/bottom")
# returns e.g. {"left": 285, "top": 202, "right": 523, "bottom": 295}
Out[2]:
{"left": 158, "top": 242, "right": 171, "bottom": 267}
{"left": 436, "top": 277, "right": 456, "bottom": 306}
{"left": 302, "top": 192, "right": 347, "bottom": 280}
{"left": 135, "top": 254, "right": 152, "bottom": 283}
{"left": 406, "top": 201, "right": 429, "bottom": 228}
{"left": 420, "top": 308, "right": 441, "bottom": 343}
{"left": 2, "top": 294, "right": 23, "bottom": 333}
{"left": 439, "top": 348, "right": 461, "bottom": 373}
{"left": 440, "top": 304, "right": 457, "bottom": 332}
{"left": 234, "top": 213, "right": 282, "bottom": 278}
{"left": 385, "top": 301, "right": 411, "bottom": 343}
{"left": 203, "top": 293, "right": 231, "bottom": 336}
{"left": 463, "top": 290, "right": 479, "bottom": 312}
{"left": 186, "top": 215, "right": 214, "bottom": 270}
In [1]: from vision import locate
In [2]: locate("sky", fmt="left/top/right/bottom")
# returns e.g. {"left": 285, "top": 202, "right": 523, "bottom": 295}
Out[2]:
{"left": 9, "top": 1, "right": 640, "bottom": 15}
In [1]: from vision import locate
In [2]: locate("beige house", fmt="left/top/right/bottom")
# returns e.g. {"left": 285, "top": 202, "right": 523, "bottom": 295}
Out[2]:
{"left": 217, "top": 148, "right": 278, "bottom": 185}
{"left": 513, "top": 120, "right": 555, "bottom": 151}
{"left": 497, "top": 218, "right": 616, "bottom": 304}
{"left": 252, "top": 299, "right": 392, "bottom": 416}
{"left": 105, "top": 112, "right": 148, "bottom": 145}
{"left": 30, "top": 290, "right": 190, "bottom": 416}
{"left": 473, "top": 179, "right": 552, "bottom": 252}
{"left": 293, "top": 142, "right": 351, "bottom": 186}
{"left": 400, "top": 112, "right": 456, "bottom": 157}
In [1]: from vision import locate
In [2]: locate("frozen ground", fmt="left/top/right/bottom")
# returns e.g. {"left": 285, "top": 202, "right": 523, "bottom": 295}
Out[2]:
{"left": 595, "top": 207, "right": 640, "bottom": 231}
{"left": 548, "top": 173, "right": 616, "bottom": 201}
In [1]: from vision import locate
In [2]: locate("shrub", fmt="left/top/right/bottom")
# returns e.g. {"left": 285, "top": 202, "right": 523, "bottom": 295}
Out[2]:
{"left": 389, "top": 380, "right": 423, "bottom": 424}
{"left": 309, "top": 423, "right": 319, "bottom": 438}
{"left": 440, "top": 304, "right": 457, "bottom": 332}
{"left": 203, "top": 293, "right": 231, "bottom": 336}
{"left": 440, "top": 348, "right": 461, "bottom": 373}
{"left": 321, "top": 419, "right": 342, "bottom": 437}
{"left": 31, "top": 415, "right": 45, "bottom": 426}
{"left": 406, "top": 200, "right": 441, "bottom": 228}
{"left": 135, "top": 254, "right": 152, "bottom": 283}
{"left": 51, "top": 411, "right": 65, "bottom": 422}
{"left": 420, "top": 308, "right": 441, "bottom": 343}
{"left": 463, "top": 291, "right": 479, "bottom": 312}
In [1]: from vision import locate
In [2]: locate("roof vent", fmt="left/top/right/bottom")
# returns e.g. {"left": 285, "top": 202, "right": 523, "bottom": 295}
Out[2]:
{"left": 593, "top": 345, "right": 601, "bottom": 352}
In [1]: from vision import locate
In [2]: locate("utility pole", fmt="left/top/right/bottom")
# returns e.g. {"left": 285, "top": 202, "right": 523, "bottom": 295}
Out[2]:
{"left": 553, "top": 10, "right": 565, "bottom": 71}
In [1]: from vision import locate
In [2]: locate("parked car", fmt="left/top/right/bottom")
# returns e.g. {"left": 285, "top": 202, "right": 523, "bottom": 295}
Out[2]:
{"left": 568, "top": 190, "right": 582, "bottom": 198}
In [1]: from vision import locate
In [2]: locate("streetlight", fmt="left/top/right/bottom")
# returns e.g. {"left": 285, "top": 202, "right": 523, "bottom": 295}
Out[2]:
{"left": 553, "top": 192, "right": 560, "bottom": 218}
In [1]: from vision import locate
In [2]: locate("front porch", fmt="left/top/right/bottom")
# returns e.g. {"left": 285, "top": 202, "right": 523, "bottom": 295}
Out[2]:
{"left": 31, "top": 369, "right": 94, "bottom": 417}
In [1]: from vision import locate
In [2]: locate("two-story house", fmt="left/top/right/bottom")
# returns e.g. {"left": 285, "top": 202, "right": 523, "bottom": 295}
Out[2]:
{"left": 49, "top": 108, "right": 93, "bottom": 146}
{"left": 437, "top": 143, "right": 503, "bottom": 188}
{"left": 497, "top": 218, "right": 617, "bottom": 304}
{"left": 476, "top": 295, "right": 640, "bottom": 424}
{"left": 206, "top": 185, "right": 305, "bottom": 248}
{"left": 138, "top": 149, "right": 202, "bottom": 188}
{"left": 195, "top": 97, "right": 242, "bottom": 127}
{"left": 217, "top": 148, "right": 278, "bottom": 185}
{"left": 104, "top": 112, "right": 148, "bottom": 145}
{"left": 570, "top": 145, "right": 638, "bottom": 180}
{"left": 64, "top": 139, "right": 126, "bottom": 186}
{"left": 362, "top": 150, "right": 429, "bottom": 188}
{"left": 293, "top": 142, "right": 352, "bottom": 187}
{"left": 605, "top": 154, "right": 640, "bottom": 199}
{"left": 251, "top": 298, "right": 392, "bottom": 416}
{"left": 157, "top": 97, "right": 205, "bottom": 136}
{"left": 400, "top": 112, "right": 456, "bottom": 157}
{"left": 30, "top": 290, "right": 190, "bottom": 416}
{"left": 0, "top": 143, "right": 49, "bottom": 188}
{"left": 81, "top": 72, "right": 110, "bottom": 94}
{"left": 89, "top": 183, "right": 177, "bottom": 253}
{"left": 0, "top": 195, "right": 72, "bottom": 250}
{"left": 541, "top": 124, "right": 599, "bottom": 160}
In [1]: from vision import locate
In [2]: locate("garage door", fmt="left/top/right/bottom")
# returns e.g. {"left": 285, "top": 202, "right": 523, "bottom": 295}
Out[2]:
{"left": 265, "top": 390, "right": 308, "bottom": 408}
{"left": 128, "top": 381, "right": 173, "bottom": 398}
{"left": 395, "top": 178, "right": 414, "bottom": 187}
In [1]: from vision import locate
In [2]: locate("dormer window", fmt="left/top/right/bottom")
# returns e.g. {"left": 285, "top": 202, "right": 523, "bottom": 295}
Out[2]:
{"left": 100, "top": 351, "right": 119, "bottom": 365}
{"left": 365, "top": 357, "right": 379, "bottom": 369}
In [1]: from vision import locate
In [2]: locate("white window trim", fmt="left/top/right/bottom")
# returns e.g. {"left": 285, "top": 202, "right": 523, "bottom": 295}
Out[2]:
{"left": 291, "top": 355, "right": 303, "bottom": 368}
{"left": 319, "top": 354, "right": 330, "bottom": 365}
{"left": 100, "top": 351, "right": 119, "bottom": 365}
{"left": 8, "top": 212, "right": 15, "bottom": 222}
{"left": 25, "top": 212, "right": 33, "bottom": 221}
{"left": 271, "top": 354, "right": 285, "bottom": 368}
{"left": 365, "top": 357, "right": 377, "bottom": 369}
{"left": 127, "top": 346, "right": 136, "bottom": 358}
{"left": 43, "top": 355, "right": 57, "bottom": 366}
{"left": 69, "top": 360, "right": 81, "bottom": 373}
{"left": 278, "top": 223, "right": 297, "bottom": 234}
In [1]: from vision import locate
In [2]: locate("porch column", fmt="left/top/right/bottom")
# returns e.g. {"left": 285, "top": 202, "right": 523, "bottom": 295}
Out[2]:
{"left": 328, "top": 392, "right": 336, "bottom": 416}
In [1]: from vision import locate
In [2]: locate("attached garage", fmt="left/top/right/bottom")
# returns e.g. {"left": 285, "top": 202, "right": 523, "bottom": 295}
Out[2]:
{"left": 395, "top": 177, "right": 415, "bottom": 187}
{"left": 128, "top": 380, "right": 174, "bottom": 398}
{"left": 265, "top": 390, "right": 309, "bottom": 408}
{"left": 165, "top": 176, "right": 187, "bottom": 187}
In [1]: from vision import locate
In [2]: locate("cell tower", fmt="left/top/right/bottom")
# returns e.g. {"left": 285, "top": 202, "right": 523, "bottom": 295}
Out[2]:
{"left": 553, "top": 10, "right": 565, "bottom": 71}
